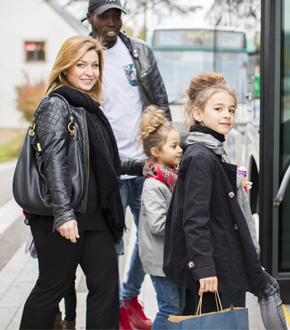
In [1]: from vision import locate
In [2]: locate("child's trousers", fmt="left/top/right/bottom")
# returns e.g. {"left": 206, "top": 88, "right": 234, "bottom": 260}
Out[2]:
{"left": 150, "top": 275, "right": 186, "bottom": 330}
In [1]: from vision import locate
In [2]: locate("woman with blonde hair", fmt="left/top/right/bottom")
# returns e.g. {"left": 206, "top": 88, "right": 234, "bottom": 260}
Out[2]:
{"left": 19, "top": 35, "right": 125, "bottom": 330}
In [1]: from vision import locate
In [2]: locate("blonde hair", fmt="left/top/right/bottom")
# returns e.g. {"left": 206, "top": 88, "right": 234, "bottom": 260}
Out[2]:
{"left": 184, "top": 71, "right": 237, "bottom": 129}
{"left": 45, "top": 36, "right": 104, "bottom": 102}
{"left": 137, "top": 105, "right": 177, "bottom": 160}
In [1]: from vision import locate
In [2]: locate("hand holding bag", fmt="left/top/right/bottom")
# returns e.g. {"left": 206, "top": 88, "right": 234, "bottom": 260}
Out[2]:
{"left": 13, "top": 94, "right": 85, "bottom": 216}
{"left": 167, "top": 292, "right": 249, "bottom": 330}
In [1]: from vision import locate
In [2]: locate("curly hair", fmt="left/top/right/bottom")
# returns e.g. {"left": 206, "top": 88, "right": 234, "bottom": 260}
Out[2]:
{"left": 137, "top": 105, "right": 177, "bottom": 159}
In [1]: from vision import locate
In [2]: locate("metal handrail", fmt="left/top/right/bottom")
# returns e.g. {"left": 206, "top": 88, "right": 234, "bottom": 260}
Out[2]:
{"left": 274, "top": 165, "right": 290, "bottom": 207}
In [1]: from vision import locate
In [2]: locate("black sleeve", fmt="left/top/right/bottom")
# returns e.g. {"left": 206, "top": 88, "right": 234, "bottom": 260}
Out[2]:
{"left": 182, "top": 153, "right": 216, "bottom": 280}
{"left": 120, "top": 157, "right": 145, "bottom": 176}
{"left": 36, "top": 97, "right": 76, "bottom": 230}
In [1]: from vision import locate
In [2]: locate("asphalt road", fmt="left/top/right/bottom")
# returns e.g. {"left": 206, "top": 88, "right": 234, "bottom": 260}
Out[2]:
{"left": 0, "top": 161, "right": 28, "bottom": 272}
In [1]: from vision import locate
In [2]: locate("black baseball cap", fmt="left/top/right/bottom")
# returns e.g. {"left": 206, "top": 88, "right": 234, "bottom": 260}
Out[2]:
{"left": 81, "top": 0, "right": 126, "bottom": 22}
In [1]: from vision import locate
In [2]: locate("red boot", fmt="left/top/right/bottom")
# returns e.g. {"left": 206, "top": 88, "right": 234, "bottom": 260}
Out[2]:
{"left": 119, "top": 306, "right": 134, "bottom": 330}
{"left": 123, "top": 297, "right": 153, "bottom": 330}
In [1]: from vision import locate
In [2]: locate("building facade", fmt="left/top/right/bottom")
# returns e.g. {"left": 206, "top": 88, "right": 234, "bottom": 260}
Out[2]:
{"left": 0, "top": 0, "right": 88, "bottom": 128}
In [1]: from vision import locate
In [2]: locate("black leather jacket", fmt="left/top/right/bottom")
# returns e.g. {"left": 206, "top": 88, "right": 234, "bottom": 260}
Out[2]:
{"left": 118, "top": 32, "right": 172, "bottom": 121}
{"left": 35, "top": 94, "right": 144, "bottom": 230}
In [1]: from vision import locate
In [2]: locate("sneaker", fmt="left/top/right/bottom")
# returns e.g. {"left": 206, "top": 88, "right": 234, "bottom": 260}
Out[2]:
{"left": 123, "top": 296, "right": 153, "bottom": 330}
{"left": 119, "top": 306, "right": 134, "bottom": 330}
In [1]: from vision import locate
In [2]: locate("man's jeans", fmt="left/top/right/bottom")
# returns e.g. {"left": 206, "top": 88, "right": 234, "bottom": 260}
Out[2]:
{"left": 150, "top": 275, "right": 186, "bottom": 330}
{"left": 116, "top": 177, "right": 145, "bottom": 307}
{"left": 255, "top": 270, "right": 287, "bottom": 330}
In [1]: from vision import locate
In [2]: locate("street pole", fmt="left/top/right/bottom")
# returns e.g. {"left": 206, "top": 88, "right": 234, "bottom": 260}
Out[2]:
{"left": 214, "top": 16, "right": 222, "bottom": 72}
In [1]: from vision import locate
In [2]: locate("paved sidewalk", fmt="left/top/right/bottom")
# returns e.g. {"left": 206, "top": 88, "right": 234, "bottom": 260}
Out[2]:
{"left": 0, "top": 207, "right": 158, "bottom": 330}
{"left": 0, "top": 200, "right": 289, "bottom": 329}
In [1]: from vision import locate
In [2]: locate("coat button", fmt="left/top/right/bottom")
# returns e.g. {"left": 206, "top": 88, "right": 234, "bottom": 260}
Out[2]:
{"left": 188, "top": 261, "right": 195, "bottom": 268}
{"left": 234, "top": 224, "right": 238, "bottom": 230}
{"left": 229, "top": 192, "right": 235, "bottom": 198}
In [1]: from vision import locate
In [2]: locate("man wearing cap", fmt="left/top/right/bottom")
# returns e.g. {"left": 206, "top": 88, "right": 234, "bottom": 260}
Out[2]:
{"left": 83, "top": 1, "right": 171, "bottom": 329}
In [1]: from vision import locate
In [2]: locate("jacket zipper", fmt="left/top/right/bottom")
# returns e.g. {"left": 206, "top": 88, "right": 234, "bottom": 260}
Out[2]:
{"left": 83, "top": 111, "right": 89, "bottom": 211}
{"left": 140, "top": 67, "right": 152, "bottom": 79}
{"left": 130, "top": 44, "right": 146, "bottom": 107}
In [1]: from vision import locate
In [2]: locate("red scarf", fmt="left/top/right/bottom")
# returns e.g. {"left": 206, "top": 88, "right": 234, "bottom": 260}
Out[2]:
{"left": 143, "top": 159, "right": 178, "bottom": 192}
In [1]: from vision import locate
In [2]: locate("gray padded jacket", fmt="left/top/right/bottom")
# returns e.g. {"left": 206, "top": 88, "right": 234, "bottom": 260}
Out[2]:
{"left": 138, "top": 178, "right": 172, "bottom": 277}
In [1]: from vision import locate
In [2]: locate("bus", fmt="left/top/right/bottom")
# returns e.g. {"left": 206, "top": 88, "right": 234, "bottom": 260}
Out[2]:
{"left": 146, "top": 26, "right": 252, "bottom": 146}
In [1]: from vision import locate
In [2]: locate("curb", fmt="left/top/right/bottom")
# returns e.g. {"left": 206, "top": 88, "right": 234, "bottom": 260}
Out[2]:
{"left": 0, "top": 199, "right": 22, "bottom": 235}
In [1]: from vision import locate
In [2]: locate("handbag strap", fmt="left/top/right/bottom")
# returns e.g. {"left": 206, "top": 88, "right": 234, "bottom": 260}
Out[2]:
{"left": 30, "top": 93, "right": 78, "bottom": 137}
{"left": 196, "top": 292, "right": 223, "bottom": 316}
{"left": 48, "top": 93, "right": 79, "bottom": 136}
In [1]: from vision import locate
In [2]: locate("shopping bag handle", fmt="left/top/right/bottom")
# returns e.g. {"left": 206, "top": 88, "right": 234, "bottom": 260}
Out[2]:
{"left": 196, "top": 292, "right": 223, "bottom": 316}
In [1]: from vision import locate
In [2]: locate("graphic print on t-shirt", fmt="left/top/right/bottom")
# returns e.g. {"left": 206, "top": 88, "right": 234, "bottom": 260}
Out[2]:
{"left": 123, "top": 64, "right": 138, "bottom": 86}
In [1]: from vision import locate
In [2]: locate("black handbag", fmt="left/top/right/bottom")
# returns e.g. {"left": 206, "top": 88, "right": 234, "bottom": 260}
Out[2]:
{"left": 12, "top": 94, "right": 85, "bottom": 216}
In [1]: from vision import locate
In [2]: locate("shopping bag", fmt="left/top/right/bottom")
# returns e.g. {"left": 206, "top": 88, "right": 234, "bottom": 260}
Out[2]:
{"left": 167, "top": 293, "right": 249, "bottom": 330}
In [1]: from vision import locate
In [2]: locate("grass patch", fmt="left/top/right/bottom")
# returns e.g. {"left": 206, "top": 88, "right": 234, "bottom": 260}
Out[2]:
{"left": 0, "top": 133, "right": 26, "bottom": 163}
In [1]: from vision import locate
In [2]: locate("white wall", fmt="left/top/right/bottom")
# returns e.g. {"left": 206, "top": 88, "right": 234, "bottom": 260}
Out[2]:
{"left": 0, "top": 0, "right": 86, "bottom": 128}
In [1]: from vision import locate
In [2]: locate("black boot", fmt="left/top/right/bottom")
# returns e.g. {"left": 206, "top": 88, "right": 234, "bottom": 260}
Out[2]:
{"left": 62, "top": 320, "right": 76, "bottom": 330}
{"left": 53, "top": 312, "right": 63, "bottom": 330}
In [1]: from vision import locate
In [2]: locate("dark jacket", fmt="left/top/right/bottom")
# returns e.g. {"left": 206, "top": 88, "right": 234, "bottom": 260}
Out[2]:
{"left": 163, "top": 143, "right": 266, "bottom": 294}
{"left": 118, "top": 32, "right": 172, "bottom": 121}
{"left": 35, "top": 94, "right": 144, "bottom": 230}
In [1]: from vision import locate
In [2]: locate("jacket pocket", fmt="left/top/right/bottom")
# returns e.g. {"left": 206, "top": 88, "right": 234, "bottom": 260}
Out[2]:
{"left": 140, "top": 66, "right": 152, "bottom": 79}
{"left": 213, "top": 236, "right": 230, "bottom": 274}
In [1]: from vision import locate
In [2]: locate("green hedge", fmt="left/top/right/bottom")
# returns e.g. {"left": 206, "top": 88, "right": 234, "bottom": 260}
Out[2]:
{"left": 0, "top": 133, "right": 25, "bottom": 163}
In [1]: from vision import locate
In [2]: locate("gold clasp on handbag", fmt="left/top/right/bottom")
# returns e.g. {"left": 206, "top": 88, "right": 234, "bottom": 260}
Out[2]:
{"left": 68, "top": 122, "right": 79, "bottom": 136}
{"left": 68, "top": 116, "right": 79, "bottom": 136}
{"left": 29, "top": 123, "right": 36, "bottom": 136}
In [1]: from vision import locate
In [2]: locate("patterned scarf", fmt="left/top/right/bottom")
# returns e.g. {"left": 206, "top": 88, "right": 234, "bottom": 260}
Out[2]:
{"left": 143, "top": 159, "right": 178, "bottom": 192}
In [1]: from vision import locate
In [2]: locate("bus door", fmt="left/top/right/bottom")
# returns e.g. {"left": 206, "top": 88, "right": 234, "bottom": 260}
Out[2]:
{"left": 260, "top": 0, "right": 290, "bottom": 302}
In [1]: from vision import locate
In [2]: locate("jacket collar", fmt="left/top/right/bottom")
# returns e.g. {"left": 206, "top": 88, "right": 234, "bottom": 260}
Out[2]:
{"left": 118, "top": 31, "right": 139, "bottom": 59}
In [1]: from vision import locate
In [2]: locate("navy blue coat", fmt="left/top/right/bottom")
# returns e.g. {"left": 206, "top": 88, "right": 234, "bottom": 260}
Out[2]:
{"left": 163, "top": 143, "right": 266, "bottom": 294}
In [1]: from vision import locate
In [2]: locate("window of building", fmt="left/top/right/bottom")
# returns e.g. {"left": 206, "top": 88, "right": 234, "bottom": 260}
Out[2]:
{"left": 25, "top": 42, "right": 45, "bottom": 62}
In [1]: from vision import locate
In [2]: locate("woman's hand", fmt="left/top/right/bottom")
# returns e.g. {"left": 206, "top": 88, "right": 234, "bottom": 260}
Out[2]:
{"left": 56, "top": 220, "right": 79, "bottom": 243}
{"left": 199, "top": 276, "right": 218, "bottom": 295}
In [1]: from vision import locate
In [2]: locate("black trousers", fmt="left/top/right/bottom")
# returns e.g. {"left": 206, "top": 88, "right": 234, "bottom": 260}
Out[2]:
{"left": 64, "top": 275, "right": 77, "bottom": 321}
{"left": 56, "top": 275, "right": 77, "bottom": 321}
{"left": 20, "top": 217, "right": 119, "bottom": 330}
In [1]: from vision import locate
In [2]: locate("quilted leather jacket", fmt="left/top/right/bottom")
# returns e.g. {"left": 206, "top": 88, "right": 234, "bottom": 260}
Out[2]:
{"left": 35, "top": 94, "right": 144, "bottom": 230}
{"left": 119, "top": 32, "right": 172, "bottom": 121}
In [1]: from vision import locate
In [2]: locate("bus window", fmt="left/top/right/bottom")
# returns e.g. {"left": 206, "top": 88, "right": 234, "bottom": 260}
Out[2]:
{"left": 154, "top": 50, "right": 213, "bottom": 104}
{"left": 215, "top": 52, "right": 248, "bottom": 104}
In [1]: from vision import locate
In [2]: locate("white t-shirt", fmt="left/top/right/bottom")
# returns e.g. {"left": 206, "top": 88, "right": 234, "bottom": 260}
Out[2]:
{"left": 101, "top": 37, "right": 145, "bottom": 179}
